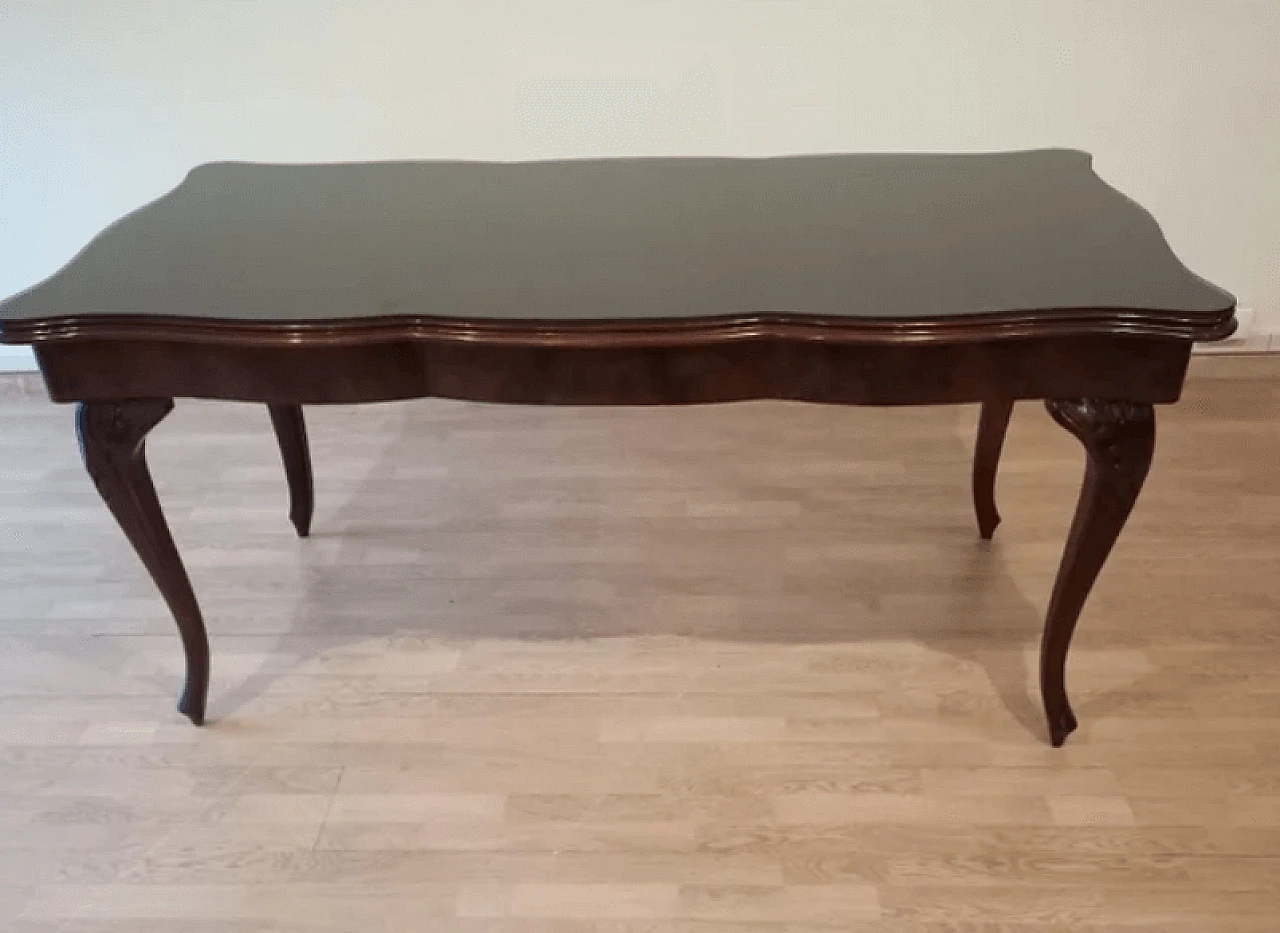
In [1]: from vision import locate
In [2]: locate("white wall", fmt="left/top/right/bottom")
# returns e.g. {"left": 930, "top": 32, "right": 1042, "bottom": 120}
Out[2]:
{"left": 3, "top": 0, "right": 1278, "bottom": 369}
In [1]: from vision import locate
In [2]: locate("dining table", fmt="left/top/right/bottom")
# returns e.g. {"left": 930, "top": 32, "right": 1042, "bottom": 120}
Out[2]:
{"left": 0, "top": 149, "right": 1236, "bottom": 745}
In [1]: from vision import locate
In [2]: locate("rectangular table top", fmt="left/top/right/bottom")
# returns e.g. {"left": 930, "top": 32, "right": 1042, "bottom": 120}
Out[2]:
{"left": 0, "top": 149, "right": 1231, "bottom": 332}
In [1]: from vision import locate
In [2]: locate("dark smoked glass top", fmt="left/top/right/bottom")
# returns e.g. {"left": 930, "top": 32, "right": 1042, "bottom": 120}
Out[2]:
{"left": 0, "top": 150, "right": 1232, "bottom": 326}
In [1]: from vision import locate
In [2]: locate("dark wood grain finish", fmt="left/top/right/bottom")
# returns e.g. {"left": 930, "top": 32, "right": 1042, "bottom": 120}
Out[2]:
{"left": 44, "top": 336, "right": 1185, "bottom": 742}
{"left": 33, "top": 333, "right": 1197, "bottom": 407}
{"left": 973, "top": 399, "right": 1015, "bottom": 539}
{"left": 0, "top": 305, "right": 1237, "bottom": 347}
{"left": 22, "top": 320, "right": 1208, "bottom": 746}
{"left": 267, "top": 404, "right": 313, "bottom": 538}
{"left": 1042, "top": 398, "right": 1156, "bottom": 747}
{"left": 76, "top": 399, "right": 210, "bottom": 725}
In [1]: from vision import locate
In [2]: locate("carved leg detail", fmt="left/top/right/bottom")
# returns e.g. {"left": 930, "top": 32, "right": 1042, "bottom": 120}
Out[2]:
{"left": 77, "top": 400, "right": 210, "bottom": 725}
{"left": 268, "top": 404, "right": 314, "bottom": 537}
{"left": 1042, "top": 398, "right": 1155, "bottom": 747}
{"left": 973, "top": 399, "right": 1014, "bottom": 539}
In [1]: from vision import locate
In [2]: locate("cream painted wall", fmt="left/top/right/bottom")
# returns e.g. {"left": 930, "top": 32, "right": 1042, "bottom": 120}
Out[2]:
{"left": 2, "top": 0, "right": 1278, "bottom": 368}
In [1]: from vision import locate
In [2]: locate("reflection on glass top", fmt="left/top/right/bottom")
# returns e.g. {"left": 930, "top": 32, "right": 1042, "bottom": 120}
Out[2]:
{"left": 0, "top": 150, "right": 1232, "bottom": 324}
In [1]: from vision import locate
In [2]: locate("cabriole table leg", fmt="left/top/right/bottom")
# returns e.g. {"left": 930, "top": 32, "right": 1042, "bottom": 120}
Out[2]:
{"left": 973, "top": 399, "right": 1015, "bottom": 539}
{"left": 77, "top": 399, "right": 210, "bottom": 725}
{"left": 267, "top": 403, "right": 314, "bottom": 538}
{"left": 1041, "top": 398, "right": 1155, "bottom": 746}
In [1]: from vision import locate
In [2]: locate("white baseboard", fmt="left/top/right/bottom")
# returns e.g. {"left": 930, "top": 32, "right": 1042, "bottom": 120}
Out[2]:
{"left": 0, "top": 345, "right": 37, "bottom": 372}
{"left": 1193, "top": 306, "right": 1278, "bottom": 354}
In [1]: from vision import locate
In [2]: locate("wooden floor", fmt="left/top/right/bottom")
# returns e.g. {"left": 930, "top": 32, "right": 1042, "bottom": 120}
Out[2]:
{"left": 1, "top": 356, "right": 1278, "bottom": 931}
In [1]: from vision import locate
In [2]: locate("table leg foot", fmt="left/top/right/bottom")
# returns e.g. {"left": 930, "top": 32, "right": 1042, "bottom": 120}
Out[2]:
{"left": 178, "top": 686, "right": 207, "bottom": 726}
{"left": 1047, "top": 704, "right": 1078, "bottom": 748}
{"left": 268, "top": 404, "right": 314, "bottom": 537}
{"left": 1041, "top": 398, "right": 1154, "bottom": 746}
{"left": 973, "top": 399, "right": 1014, "bottom": 539}
{"left": 78, "top": 399, "right": 211, "bottom": 726}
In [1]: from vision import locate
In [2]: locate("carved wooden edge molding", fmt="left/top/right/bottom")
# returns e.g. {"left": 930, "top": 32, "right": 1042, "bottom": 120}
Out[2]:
{"left": 0, "top": 305, "right": 1237, "bottom": 349}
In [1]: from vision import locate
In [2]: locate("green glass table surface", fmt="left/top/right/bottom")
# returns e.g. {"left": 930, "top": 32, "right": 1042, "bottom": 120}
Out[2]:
{"left": 0, "top": 149, "right": 1232, "bottom": 328}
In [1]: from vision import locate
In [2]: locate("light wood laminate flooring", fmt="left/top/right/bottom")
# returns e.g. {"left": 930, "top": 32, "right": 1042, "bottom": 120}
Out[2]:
{"left": 1, "top": 356, "right": 1278, "bottom": 931}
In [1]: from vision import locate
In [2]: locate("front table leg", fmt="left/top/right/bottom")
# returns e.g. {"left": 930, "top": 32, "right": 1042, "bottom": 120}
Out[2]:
{"left": 1041, "top": 398, "right": 1155, "bottom": 746}
{"left": 77, "top": 399, "right": 210, "bottom": 725}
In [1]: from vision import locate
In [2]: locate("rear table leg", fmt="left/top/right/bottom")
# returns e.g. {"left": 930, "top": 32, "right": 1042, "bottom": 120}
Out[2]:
{"left": 973, "top": 399, "right": 1014, "bottom": 539}
{"left": 268, "top": 403, "right": 314, "bottom": 537}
